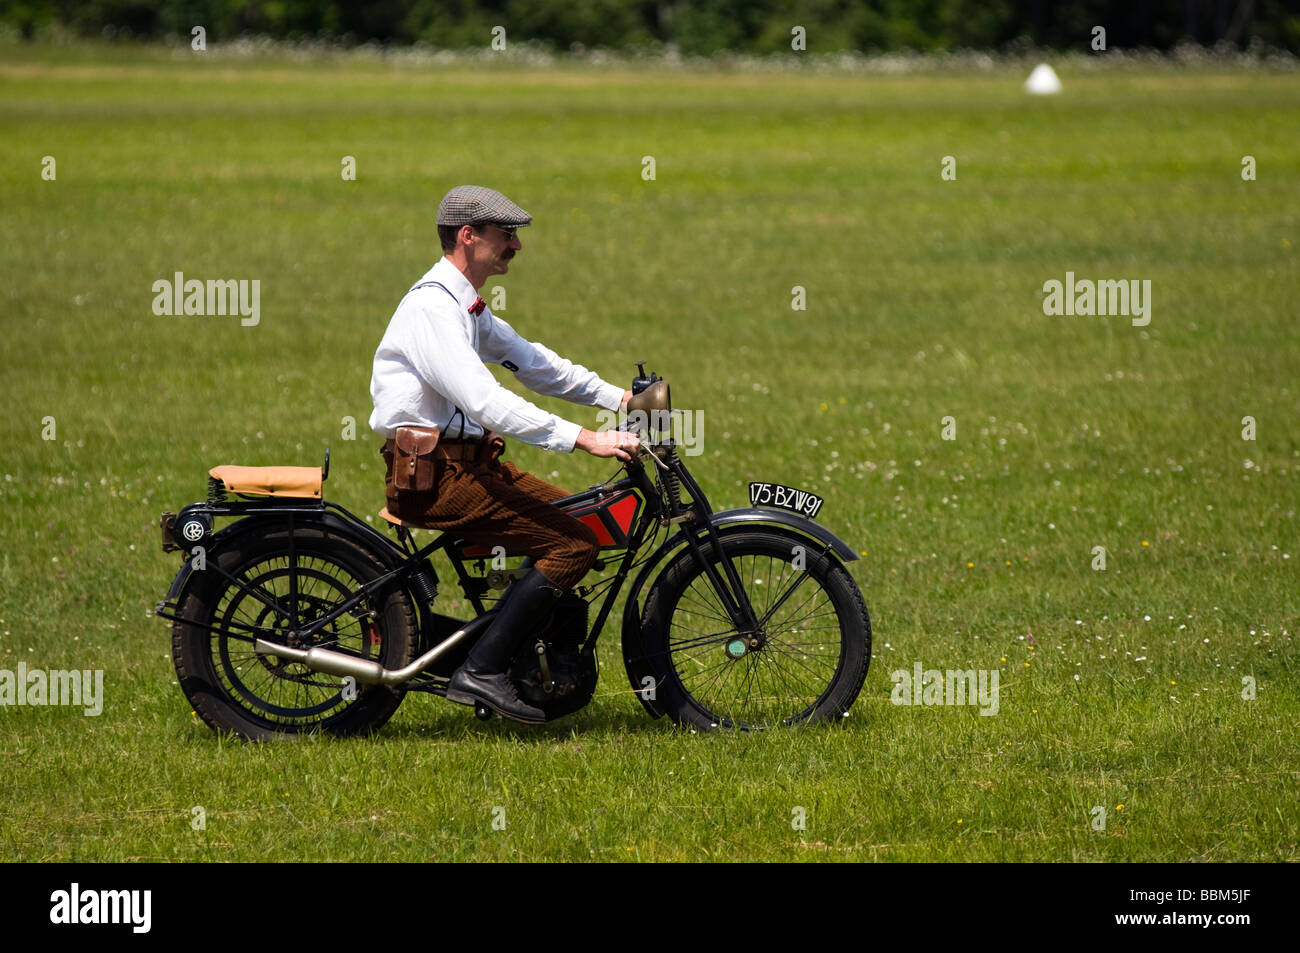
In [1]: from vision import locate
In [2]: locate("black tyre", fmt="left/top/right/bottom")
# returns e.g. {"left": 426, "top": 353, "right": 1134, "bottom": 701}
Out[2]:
{"left": 171, "top": 525, "right": 418, "bottom": 741}
{"left": 640, "top": 529, "right": 870, "bottom": 731}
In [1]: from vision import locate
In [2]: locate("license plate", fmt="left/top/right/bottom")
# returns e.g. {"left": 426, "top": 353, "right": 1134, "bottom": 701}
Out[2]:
{"left": 748, "top": 482, "right": 824, "bottom": 519}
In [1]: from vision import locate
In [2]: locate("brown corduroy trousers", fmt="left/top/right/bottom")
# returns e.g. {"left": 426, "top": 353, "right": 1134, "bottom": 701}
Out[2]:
{"left": 381, "top": 437, "right": 599, "bottom": 590}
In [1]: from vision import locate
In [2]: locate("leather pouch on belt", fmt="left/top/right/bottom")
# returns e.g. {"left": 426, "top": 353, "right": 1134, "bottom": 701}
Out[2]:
{"left": 393, "top": 425, "right": 441, "bottom": 491}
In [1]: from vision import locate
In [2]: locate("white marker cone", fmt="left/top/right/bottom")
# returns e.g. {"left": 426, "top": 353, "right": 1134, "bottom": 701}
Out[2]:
{"left": 1024, "top": 63, "right": 1062, "bottom": 95}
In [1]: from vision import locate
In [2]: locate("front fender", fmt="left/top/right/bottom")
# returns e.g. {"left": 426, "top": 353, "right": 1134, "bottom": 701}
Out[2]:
{"left": 701, "top": 508, "right": 859, "bottom": 562}
{"left": 621, "top": 507, "right": 859, "bottom": 717}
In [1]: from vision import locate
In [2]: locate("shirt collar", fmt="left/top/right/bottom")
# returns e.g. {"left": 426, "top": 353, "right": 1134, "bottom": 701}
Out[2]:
{"left": 432, "top": 257, "right": 477, "bottom": 305}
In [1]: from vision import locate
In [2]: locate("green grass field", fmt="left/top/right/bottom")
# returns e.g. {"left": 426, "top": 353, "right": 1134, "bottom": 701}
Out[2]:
{"left": 1, "top": 42, "right": 1297, "bottom": 861}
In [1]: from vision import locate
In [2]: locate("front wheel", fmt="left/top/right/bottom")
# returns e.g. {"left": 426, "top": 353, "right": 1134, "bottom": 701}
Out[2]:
{"left": 640, "top": 529, "right": 870, "bottom": 731}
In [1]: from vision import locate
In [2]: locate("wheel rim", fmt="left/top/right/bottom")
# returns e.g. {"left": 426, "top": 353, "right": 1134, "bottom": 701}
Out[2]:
{"left": 664, "top": 550, "right": 848, "bottom": 729}
{"left": 208, "top": 553, "right": 381, "bottom": 728}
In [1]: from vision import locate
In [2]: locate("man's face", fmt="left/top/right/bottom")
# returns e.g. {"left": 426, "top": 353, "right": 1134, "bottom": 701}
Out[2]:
{"left": 469, "top": 223, "right": 522, "bottom": 276}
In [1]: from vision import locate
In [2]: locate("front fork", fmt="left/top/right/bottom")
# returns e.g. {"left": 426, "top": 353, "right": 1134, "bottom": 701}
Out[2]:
{"left": 681, "top": 523, "right": 760, "bottom": 634}
{"left": 659, "top": 448, "right": 762, "bottom": 639}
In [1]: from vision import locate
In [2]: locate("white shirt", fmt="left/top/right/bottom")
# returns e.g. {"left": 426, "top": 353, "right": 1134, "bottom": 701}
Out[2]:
{"left": 369, "top": 258, "right": 624, "bottom": 453}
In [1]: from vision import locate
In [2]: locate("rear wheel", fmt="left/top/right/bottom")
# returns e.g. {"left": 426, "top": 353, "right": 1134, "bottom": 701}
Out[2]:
{"left": 640, "top": 529, "right": 870, "bottom": 731}
{"left": 171, "top": 526, "right": 418, "bottom": 741}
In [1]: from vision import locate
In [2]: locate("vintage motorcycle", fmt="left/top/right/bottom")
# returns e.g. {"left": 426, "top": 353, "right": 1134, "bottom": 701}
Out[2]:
{"left": 155, "top": 365, "right": 871, "bottom": 740}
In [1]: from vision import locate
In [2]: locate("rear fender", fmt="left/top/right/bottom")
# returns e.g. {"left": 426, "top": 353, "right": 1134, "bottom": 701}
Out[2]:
{"left": 159, "top": 509, "right": 409, "bottom": 610}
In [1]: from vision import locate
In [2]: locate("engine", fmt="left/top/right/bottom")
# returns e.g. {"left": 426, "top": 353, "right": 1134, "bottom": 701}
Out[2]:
{"left": 508, "top": 592, "right": 598, "bottom": 720}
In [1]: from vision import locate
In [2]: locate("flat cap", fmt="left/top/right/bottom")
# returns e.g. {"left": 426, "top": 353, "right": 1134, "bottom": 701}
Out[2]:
{"left": 437, "top": 185, "right": 533, "bottom": 228}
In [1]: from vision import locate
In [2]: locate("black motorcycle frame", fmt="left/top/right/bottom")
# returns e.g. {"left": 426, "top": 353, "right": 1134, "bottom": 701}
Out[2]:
{"left": 156, "top": 437, "right": 859, "bottom": 719}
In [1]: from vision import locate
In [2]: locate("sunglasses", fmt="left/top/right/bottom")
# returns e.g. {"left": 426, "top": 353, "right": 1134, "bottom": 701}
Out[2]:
{"left": 476, "top": 224, "right": 517, "bottom": 242}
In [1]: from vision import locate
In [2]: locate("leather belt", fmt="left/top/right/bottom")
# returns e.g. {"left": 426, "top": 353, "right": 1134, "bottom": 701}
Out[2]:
{"left": 382, "top": 436, "right": 486, "bottom": 462}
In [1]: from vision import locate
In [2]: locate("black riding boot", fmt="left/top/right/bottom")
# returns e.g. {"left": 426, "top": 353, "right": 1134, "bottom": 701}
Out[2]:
{"left": 446, "top": 567, "right": 560, "bottom": 725}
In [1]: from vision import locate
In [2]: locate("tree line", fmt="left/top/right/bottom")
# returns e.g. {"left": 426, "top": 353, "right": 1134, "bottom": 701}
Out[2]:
{"left": 2, "top": 1, "right": 1296, "bottom": 54}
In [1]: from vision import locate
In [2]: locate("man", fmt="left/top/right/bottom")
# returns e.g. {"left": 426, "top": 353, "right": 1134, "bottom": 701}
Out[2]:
{"left": 369, "top": 184, "right": 642, "bottom": 725}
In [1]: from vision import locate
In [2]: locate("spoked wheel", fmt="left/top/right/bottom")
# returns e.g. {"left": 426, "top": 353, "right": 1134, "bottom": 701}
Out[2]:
{"left": 640, "top": 529, "right": 870, "bottom": 731}
{"left": 171, "top": 526, "right": 417, "bottom": 741}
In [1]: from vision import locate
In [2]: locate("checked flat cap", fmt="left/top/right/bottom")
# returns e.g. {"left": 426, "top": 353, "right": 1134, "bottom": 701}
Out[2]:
{"left": 437, "top": 185, "right": 533, "bottom": 228}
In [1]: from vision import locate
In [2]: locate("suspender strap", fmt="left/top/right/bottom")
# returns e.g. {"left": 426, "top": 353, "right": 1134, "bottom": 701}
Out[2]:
{"left": 409, "top": 280, "right": 458, "bottom": 302}
{"left": 445, "top": 406, "right": 468, "bottom": 441}
{"left": 410, "top": 280, "right": 470, "bottom": 440}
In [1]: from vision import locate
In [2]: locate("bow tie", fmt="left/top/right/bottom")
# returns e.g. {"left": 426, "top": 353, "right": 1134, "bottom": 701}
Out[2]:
{"left": 468, "top": 296, "right": 486, "bottom": 316}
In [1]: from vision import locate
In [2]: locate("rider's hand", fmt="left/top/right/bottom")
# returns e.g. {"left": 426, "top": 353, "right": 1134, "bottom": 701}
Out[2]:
{"left": 576, "top": 428, "right": 642, "bottom": 462}
{"left": 619, "top": 389, "right": 634, "bottom": 414}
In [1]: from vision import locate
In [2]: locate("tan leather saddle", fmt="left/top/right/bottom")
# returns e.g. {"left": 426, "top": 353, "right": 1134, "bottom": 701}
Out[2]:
{"left": 208, "top": 465, "right": 323, "bottom": 499}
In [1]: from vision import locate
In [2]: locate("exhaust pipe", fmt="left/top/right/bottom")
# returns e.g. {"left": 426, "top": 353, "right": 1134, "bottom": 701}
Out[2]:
{"left": 254, "top": 620, "right": 481, "bottom": 686}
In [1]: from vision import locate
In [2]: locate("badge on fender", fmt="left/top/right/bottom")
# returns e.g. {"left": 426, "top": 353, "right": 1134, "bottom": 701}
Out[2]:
{"left": 748, "top": 482, "right": 824, "bottom": 519}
